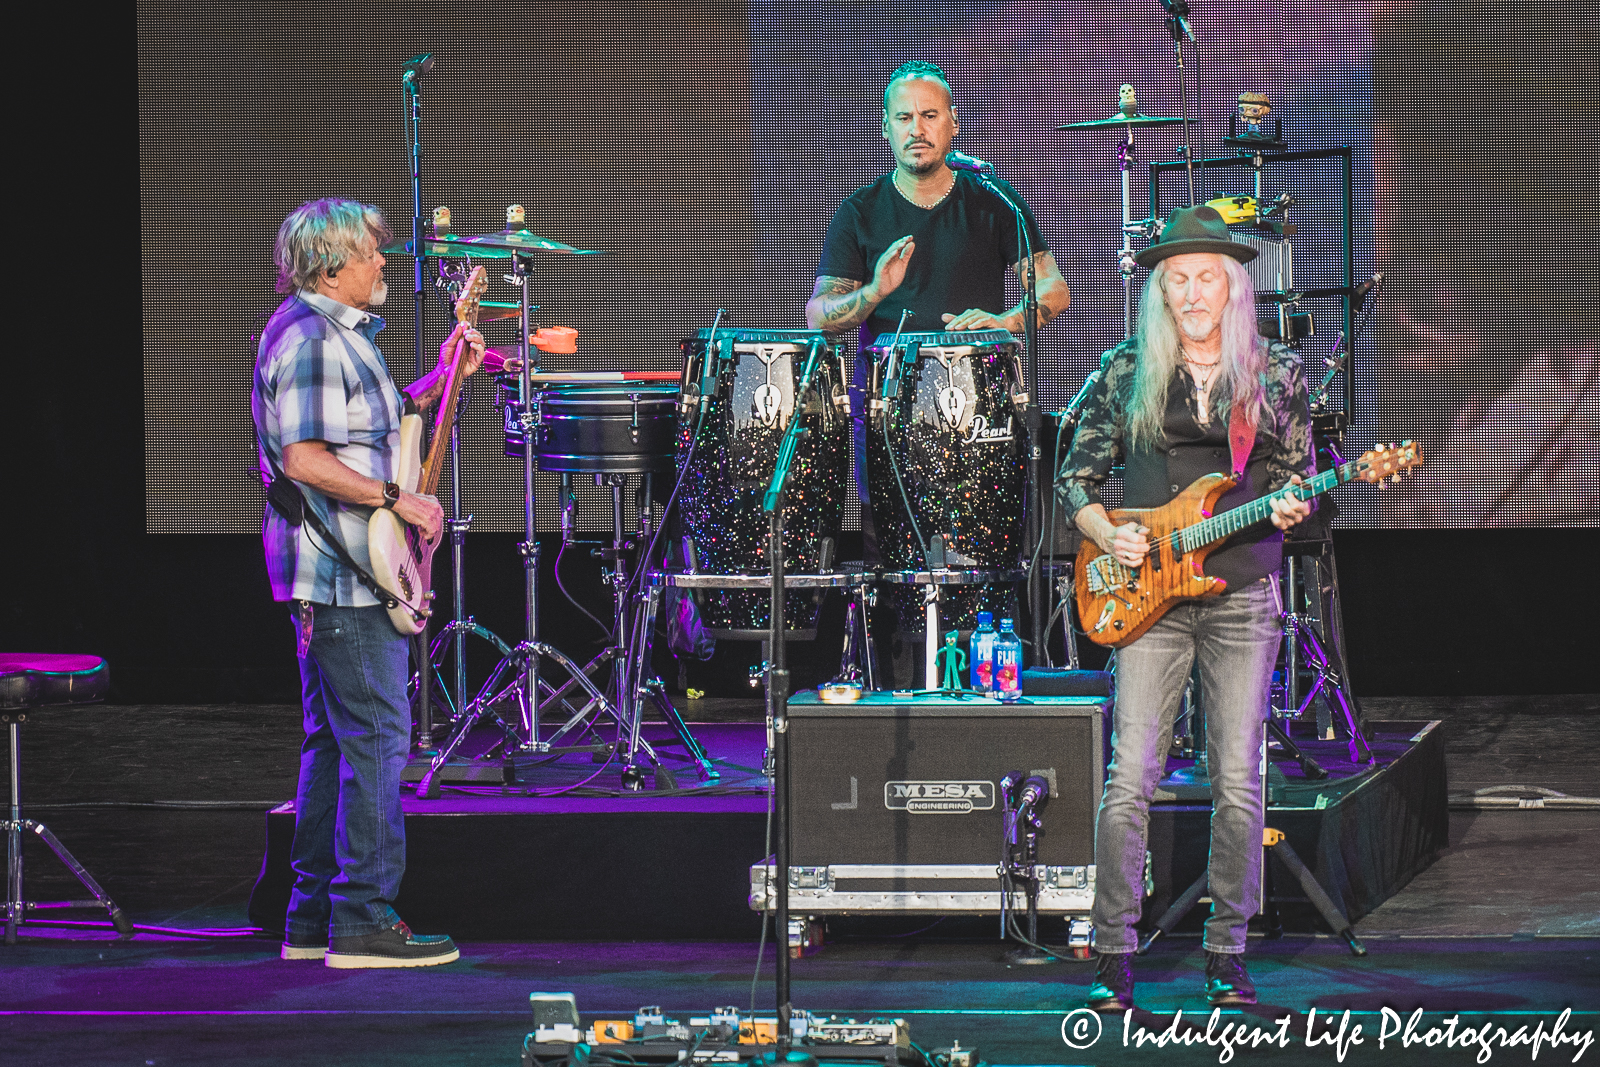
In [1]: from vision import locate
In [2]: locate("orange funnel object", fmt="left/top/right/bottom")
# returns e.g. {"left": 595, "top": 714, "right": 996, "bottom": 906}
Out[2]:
{"left": 531, "top": 326, "right": 578, "bottom": 354}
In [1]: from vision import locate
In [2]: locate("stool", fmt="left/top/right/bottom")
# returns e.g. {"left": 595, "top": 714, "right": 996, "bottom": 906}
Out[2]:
{"left": 1, "top": 653, "right": 132, "bottom": 944}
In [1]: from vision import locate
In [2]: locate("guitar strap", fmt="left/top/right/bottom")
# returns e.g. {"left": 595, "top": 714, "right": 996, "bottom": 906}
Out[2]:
{"left": 257, "top": 443, "right": 402, "bottom": 613}
{"left": 1228, "top": 401, "right": 1256, "bottom": 483}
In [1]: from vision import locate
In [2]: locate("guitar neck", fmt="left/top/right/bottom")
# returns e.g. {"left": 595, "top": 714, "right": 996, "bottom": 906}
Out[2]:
{"left": 1179, "top": 459, "right": 1364, "bottom": 553}
{"left": 418, "top": 345, "right": 469, "bottom": 498}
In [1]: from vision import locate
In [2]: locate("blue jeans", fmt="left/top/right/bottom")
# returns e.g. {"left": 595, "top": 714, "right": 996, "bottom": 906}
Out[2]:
{"left": 285, "top": 603, "right": 411, "bottom": 941}
{"left": 1092, "top": 577, "right": 1281, "bottom": 955}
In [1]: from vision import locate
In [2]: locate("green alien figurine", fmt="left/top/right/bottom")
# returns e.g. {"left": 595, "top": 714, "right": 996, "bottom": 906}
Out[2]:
{"left": 936, "top": 629, "right": 968, "bottom": 692}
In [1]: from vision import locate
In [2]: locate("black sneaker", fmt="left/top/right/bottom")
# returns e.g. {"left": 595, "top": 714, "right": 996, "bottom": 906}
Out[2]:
{"left": 1205, "top": 951, "right": 1257, "bottom": 1006}
{"left": 1086, "top": 951, "right": 1135, "bottom": 1012}
{"left": 325, "top": 921, "right": 459, "bottom": 969}
{"left": 280, "top": 932, "right": 326, "bottom": 961}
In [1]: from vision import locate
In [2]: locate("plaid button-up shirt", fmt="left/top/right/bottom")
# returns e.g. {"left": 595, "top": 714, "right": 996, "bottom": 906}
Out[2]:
{"left": 252, "top": 290, "right": 404, "bottom": 606}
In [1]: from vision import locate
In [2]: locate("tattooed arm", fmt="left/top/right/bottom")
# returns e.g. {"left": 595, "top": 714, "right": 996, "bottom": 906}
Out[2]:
{"left": 805, "top": 235, "right": 916, "bottom": 332}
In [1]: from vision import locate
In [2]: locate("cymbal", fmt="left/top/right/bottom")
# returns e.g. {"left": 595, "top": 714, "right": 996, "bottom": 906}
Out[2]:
{"left": 380, "top": 236, "right": 514, "bottom": 259}
{"left": 1057, "top": 112, "right": 1185, "bottom": 130}
{"left": 459, "top": 228, "right": 607, "bottom": 255}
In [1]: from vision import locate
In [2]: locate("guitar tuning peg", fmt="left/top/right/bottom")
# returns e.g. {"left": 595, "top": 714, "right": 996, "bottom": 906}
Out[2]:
{"left": 1377, "top": 478, "right": 1388, "bottom": 489}
{"left": 1391, "top": 474, "right": 1402, "bottom": 484}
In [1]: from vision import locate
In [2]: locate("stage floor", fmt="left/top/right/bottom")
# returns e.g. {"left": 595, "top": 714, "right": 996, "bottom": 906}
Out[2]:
{"left": 2, "top": 695, "right": 1596, "bottom": 1065}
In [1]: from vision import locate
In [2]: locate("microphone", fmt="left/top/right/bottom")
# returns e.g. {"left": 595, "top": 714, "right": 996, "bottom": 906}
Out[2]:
{"left": 402, "top": 53, "right": 436, "bottom": 83}
{"left": 944, "top": 149, "right": 995, "bottom": 176}
{"left": 1014, "top": 775, "right": 1051, "bottom": 823}
{"left": 1158, "top": 0, "right": 1197, "bottom": 41}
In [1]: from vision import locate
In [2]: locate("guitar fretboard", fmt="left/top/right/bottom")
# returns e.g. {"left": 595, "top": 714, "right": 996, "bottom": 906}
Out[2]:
{"left": 1176, "top": 458, "right": 1370, "bottom": 554}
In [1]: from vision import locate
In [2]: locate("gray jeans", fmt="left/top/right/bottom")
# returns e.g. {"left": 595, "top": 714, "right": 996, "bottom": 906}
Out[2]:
{"left": 1092, "top": 577, "right": 1280, "bottom": 955}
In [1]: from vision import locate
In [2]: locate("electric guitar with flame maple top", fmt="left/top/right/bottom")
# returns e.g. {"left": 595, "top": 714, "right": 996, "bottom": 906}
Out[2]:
{"left": 368, "top": 266, "right": 487, "bottom": 635}
{"left": 1075, "top": 441, "right": 1424, "bottom": 648}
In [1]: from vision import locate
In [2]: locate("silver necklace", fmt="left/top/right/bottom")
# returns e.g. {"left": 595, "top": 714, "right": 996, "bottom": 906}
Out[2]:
{"left": 894, "top": 171, "right": 954, "bottom": 209}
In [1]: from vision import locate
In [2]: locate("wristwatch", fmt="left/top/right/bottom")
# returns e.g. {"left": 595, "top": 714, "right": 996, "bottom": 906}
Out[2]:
{"left": 380, "top": 481, "right": 401, "bottom": 509}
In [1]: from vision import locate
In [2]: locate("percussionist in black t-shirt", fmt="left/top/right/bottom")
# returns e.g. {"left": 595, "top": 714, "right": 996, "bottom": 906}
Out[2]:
{"left": 805, "top": 61, "right": 1069, "bottom": 339}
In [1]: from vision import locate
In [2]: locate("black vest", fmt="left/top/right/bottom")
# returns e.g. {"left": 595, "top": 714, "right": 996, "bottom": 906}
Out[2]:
{"left": 1122, "top": 374, "right": 1283, "bottom": 592}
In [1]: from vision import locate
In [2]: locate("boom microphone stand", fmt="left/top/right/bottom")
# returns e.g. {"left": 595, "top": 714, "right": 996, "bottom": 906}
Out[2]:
{"left": 763, "top": 337, "right": 826, "bottom": 1055}
{"left": 960, "top": 159, "right": 1046, "bottom": 667}
{"left": 403, "top": 51, "right": 437, "bottom": 745}
{"left": 1157, "top": 0, "right": 1200, "bottom": 205}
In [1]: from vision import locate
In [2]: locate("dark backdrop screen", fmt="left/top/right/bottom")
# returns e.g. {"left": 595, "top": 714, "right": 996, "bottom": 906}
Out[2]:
{"left": 138, "top": 0, "right": 1597, "bottom": 534}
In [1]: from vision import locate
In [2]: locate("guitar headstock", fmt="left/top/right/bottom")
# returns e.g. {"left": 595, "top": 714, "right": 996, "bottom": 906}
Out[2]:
{"left": 454, "top": 265, "right": 489, "bottom": 327}
{"left": 1356, "top": 440, "right": 1424, "bottom": 486}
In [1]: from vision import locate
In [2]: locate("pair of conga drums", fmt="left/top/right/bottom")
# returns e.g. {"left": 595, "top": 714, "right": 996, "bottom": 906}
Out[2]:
{"left": 503, "top": 327, "right": 1027, "bottom": 641}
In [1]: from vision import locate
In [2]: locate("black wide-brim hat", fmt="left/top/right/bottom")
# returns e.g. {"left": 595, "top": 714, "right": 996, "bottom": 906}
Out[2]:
{"left": 1135, "top": 204, "right": 1258, "bottom": 268}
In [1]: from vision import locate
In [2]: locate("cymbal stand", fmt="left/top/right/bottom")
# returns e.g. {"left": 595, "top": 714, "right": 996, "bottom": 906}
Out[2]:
{"left": 1115, "top": 131, "right": 1156, "bottom": 340}
{"left": 414, "top": 250, "right": 622, "bottom": 799}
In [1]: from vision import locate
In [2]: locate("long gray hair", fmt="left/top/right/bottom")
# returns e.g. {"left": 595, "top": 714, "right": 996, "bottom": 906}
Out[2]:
{"left": 274, "top": 198, "right": 391, "bottom": 295}
{"left": 1125, "top": 255, "right": 1268, "bottom": 451}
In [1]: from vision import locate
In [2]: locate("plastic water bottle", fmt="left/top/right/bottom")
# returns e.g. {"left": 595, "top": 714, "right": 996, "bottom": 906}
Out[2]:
{"left": 969, "top": 612, "right": 997, "bottom": 691}
{"left": 994, "top": 618, "right": 1023, "bottom": 702}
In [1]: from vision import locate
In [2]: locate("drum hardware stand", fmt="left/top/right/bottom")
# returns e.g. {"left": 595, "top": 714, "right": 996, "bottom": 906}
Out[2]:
{"left": 539, "top": 472, "right": 715, "bottom": 788}
{"left": 1115, "top": 133, "right": 1157, "bottom": 339}
{"left": 1278, "top": 547, "right": 1370, "bottom": 765}
{"left": 834, "top": 579, "right": 880, "bottom": 689}
{"left": 415, "top": 250, "right": 614, "bottom": 796}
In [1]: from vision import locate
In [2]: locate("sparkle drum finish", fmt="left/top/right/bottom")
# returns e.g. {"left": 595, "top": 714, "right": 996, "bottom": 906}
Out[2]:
{"left": 502, "top": 381, "right": 678, "bottom": 473}
{"left": 677, "top": 329, "right": 849, "bottom": 637}
{"left": 865, "top": 330, "right": 1028, "bottom": 634}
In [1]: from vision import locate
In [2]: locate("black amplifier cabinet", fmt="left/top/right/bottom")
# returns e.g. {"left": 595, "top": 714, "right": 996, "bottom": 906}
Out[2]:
{"left": 751, "top": 691, "right": 1109, "bottom": 917}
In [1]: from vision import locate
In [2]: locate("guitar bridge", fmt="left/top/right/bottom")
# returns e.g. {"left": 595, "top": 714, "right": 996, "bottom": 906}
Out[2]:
{"left": 1085, "top": 554, "right": 1134, "bottom": 595}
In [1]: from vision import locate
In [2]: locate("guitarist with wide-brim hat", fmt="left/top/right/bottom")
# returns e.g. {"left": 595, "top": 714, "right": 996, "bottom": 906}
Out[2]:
{"left": 252, "top": 198, "right": 485, "bottom": 968}
{"left": 1057, "top": 203, "right": 1314, "bottom": 1010}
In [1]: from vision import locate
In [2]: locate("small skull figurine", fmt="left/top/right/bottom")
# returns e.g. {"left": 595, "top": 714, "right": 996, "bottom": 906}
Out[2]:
{"left": 431, "top": 205, "right": 452, "bottom": 237}
{"left": 505, "top": 203, "right": 526, "bottom": 230}
{"left": 1119, "top": 83, "right": 1138, "bottom": 116}
{"left": 1237, "top": 91, "right": 1272, "bottom": 137}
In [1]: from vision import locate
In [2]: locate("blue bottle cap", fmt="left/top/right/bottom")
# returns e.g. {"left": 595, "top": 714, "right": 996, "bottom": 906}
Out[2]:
{"left": 976, "top": 612, "right": 993, "bottom": 625}
{"left": 999, "top": 618, "right": 1015, "bottom": 631}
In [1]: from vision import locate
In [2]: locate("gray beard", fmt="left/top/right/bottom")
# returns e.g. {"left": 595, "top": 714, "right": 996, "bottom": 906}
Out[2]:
{"left": 368, "top": 279, "right": 389, "bottom": 307}
{"left": 1178, "top": 312, "right": 1214, "bottom": 342}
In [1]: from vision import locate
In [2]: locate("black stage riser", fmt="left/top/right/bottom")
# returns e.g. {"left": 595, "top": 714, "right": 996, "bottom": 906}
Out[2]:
{"left": 248, "top": 721, "right": 1445, "bottom": 940}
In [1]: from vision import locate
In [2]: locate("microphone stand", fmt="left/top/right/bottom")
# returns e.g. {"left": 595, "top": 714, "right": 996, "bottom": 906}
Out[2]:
{"left": 975, "top": 172, "right": 1047, "bottom": 665}
{"left": 403, "top": 62, "right": 433, "bottom": 745}
{"left": 1161, "top": 0, "right": 1200, "bottom": 205}
{"left": 761, "top": 337, "right": 825, "bottom": 1056}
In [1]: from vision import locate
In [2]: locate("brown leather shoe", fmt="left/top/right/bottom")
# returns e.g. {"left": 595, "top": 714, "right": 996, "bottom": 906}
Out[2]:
{"left": 1086, "top": 951, "right": 1135, "bottom": 1012}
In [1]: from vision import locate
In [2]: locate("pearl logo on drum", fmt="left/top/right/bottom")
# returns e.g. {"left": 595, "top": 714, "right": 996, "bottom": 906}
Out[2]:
{"left": 961, "top": 414, "right": 1014, "bottom": 445}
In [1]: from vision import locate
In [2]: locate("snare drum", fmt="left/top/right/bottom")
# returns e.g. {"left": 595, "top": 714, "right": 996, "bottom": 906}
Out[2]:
{"left": 676, "top": 329, "right": 849, "bottom": 636}
{"left": 502, "top": 381, "right": 678, "bottom": 473}
{"left": 863, "top": 329, "right": 1028, "bottom": 633}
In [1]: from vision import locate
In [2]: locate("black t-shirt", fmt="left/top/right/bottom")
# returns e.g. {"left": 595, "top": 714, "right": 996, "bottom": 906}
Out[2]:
{"left": 816, "top": 171, "right": 1048, "bottom": 342}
